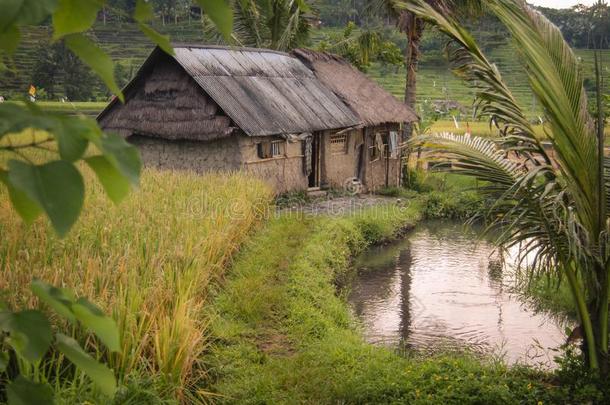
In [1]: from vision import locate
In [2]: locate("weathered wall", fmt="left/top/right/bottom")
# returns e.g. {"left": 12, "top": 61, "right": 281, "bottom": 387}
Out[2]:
{"left": 129, "top": 126, "right": 401, "bottom": 194}
{"left": 129, "top": 133, "right": 308, "bottom": 194}
{"left": 321, "top": 129, "right": 363, "bottom": 189}
{"left": 239, "top": 136, "right": 309, "bottom": 194}
{"left": 128, "top": 134, "right": 243, "bottom": 173}
{"left": 362, "top": 124, "right": 402, "bottom": 191}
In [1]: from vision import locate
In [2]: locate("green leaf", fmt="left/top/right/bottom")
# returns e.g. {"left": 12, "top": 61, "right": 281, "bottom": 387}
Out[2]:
{"left": 85, "top": 156, "right": 131, "bottom": 204}
{"left": 195, "top": 0, "right": 233, "bottom": 39}
{"left": 1, "top": 0, "right": 57, "bottom": 32}
{"left": 0, "top": 310, "right": 52, "bottom": 363}
{"left": 54, "top": 117, "right": 90, "bottom": 162}
{"left": 134, "top": 0, "right": 153, "bottom": 22}
{"left": 8, "top": 160, "right": 85, "bottom": 236}
{"left": 72, "top": 298, "right": 120, "bottom": 352}
{"left": 52, "top": 0, "right": 103, "bottom": 39}
{"left": 64, "top": 33, "right": 123, "bottom": 102}
{"left": 98, "top": 132, "right": 141, "bottom": 185}
{"left": 0, "top": 0, "right": 23, "bottom": 32}
{"left": 6, "top": 376, "right": 54, "bottom": 405}
{"left": 0, "top": 25, "right": 20, "bottom": 54}
{"left": 138, "top": 23, "right": 174, "bottom": 56}
{"left": 15, "top": 0, "right": 58, "bottom": 26}
{"left": 56, "top": 333, "right": 117, "bottom": 396}
{"left": 30, "top": 279, "right": 76, "bottom": 322}
{"left": 0, "top": 103, "right": 51, "bottom": 137}
{"left": 0, "top": 169, "right": 42, "bottom": 224}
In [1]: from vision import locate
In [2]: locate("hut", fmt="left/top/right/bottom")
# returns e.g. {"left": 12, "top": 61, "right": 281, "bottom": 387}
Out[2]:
{"left": 292, "top": 49, "right": 418, "bottom": 190}
{"left": 98, "top": 45, "right": 417, "bottom": 193}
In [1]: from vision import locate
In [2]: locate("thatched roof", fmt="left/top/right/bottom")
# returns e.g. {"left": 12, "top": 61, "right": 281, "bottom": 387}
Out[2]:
{"left": 98, "top": 53, "right": 232, "bottom": 141}
{"left": 292, "top": 49, "right": 418, "bottom": 126}
{"left": 99, "top": 45, "right": 359, "bottom": 138}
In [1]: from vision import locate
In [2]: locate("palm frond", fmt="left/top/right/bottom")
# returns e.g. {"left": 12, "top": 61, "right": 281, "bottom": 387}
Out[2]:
{"left": 413, "top": 132, "right": 522, "bottom": 189}
{"left": 604, "top": 157, "right": 610, "bottom": 213}
{"left": 411, "top": 132, "right": 581, "bottom": 278}
{"left": 488, "top": 0, "right": 601, "bottom": 234}
{"left": 396, "top": 0, "right": 553, "bottom": 167}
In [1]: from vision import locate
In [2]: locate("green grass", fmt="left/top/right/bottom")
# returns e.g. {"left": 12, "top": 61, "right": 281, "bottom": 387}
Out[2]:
{"left": 5, "top": 101, "right": 107, "bottom": 117}
{"left": 205, "top": 202, "right": 598, "bottom": 404}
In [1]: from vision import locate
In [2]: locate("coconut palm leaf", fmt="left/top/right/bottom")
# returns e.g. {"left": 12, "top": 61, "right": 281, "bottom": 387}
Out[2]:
{"left": 417, "top": 132, "right": 521, "bottom": 188}
{"left": 412, "top": 132, "right": 576, "bottom": 278}
{"left": 487, "top": 0, "right": 603, "bottom": 236}
{"left": 404, "top": 0, "right": 609, "bottom": 369}
{"left": 204, "top": 0, "right": 310, "bottom": 51}
{"left": 276, "top": 0, "right": 310, "bottom": 51}
{"left": 233, "top": 0, "right": 266, "bottom": 47}
{"left": 396, "top": 0, "right": 552, "bottom": 166}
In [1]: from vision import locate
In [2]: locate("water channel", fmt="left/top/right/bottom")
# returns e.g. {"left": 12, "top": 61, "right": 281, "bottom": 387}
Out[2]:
{"left": 347, "top": 221, "right": 570, "bottom": 368}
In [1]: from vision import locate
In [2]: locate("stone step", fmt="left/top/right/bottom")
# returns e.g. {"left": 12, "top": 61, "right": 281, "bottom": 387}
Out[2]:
{"left": 307, "top": 188, "right": 327, "bottom": 198}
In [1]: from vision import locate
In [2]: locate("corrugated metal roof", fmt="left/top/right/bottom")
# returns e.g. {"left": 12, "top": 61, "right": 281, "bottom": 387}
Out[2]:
{"left": 171, "top": 45, "right": 359, "bottom": 136}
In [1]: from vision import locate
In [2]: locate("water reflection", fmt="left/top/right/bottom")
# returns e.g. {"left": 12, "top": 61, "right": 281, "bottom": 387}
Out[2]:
{"left": 348, "top": 221, "right": 569, "bottom": 368}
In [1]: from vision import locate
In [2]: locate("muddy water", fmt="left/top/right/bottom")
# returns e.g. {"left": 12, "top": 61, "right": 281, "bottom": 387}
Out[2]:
{"left": 347, "top": 221, "right": 569, "bottom": 368}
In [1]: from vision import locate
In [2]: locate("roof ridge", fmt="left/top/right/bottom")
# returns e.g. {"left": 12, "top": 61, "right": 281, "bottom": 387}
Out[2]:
{"left": 170, "top": 43, "right": 292, "bottom": 58}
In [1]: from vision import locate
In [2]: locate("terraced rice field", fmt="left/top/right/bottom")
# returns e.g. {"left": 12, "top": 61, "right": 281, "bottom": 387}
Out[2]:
{"left": 4, "top": 24, "right": 609, "bottom": 121}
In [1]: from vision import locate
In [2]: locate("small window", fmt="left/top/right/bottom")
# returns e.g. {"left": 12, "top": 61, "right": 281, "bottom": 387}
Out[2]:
{"left": 271, "top": 141, "right": 283, "bottom": 157}
{"left": 330, "top": 133, "right": 348, "bottom": 154}
{"left": 257, "top": 140, "right": 284, "bottom": 159}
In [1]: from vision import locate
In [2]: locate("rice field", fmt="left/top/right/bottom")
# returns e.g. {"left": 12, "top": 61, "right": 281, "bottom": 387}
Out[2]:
{"left": 0, "top": 162, "right": 273, "bottom": 401}
{"left": 430, "top": 120, "right": 610, "bottom": 140}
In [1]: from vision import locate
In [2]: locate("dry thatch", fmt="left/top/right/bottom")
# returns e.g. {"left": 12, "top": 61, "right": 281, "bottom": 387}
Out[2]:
{"left": 292, "top": 49, "right": 418, "bottom": 126}
{"left": 99, "top": 53, "right": 232, "bottom": 141}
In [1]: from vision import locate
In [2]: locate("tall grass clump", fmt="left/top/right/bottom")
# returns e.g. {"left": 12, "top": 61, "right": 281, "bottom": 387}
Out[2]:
{"left": 0, "top": 167, "right": 272, "bottom": 401}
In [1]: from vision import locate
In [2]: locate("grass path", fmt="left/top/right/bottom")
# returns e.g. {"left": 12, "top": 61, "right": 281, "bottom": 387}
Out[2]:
{"left": 204, "top": 204, "right": 581, "bottom": 404}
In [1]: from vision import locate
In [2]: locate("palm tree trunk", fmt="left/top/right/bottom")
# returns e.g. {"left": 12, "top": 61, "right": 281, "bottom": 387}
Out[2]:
{"left": 565, "top": 262, "right": 599, "bottom": 370}
{"left": 400, "top": 12, "right": 424, "bottom": 139}
{"left": 594, "top": 48, "right": 609, "bottom": 375}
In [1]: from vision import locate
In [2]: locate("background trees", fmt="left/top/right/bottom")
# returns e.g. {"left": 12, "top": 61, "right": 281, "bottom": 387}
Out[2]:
{"left": 31, "top": 41, "right": 99, "bottom": 101}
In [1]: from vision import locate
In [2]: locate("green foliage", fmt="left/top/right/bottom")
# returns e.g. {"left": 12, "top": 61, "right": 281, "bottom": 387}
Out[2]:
{"left": 0, "top": 102, "right": 141, "bottom": 236}
{"left": 317, "top": 22, "right": 403, "bottom": 71}
{"left": 196, "top": 0, "right": 233, "bottom": 40}
{"left": 205, "top": 0, "right": 309, "bottom": 51}
{"left": 0, "top": 310, "right": 52, "bottom": 362}
{"left": 64, "top": 33, "right": 123, "bottom": 101}
{"left": 55, "top": 334, "right": 117, "bottom": 396}
{"left": 6, "top": 376, "right": 54, "bottom": 405}
{"left": 1, "top": 280, "right": 121, "bottom": 403}
{"left": 207, "top": 207, "right": 592, "bottom": 404}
